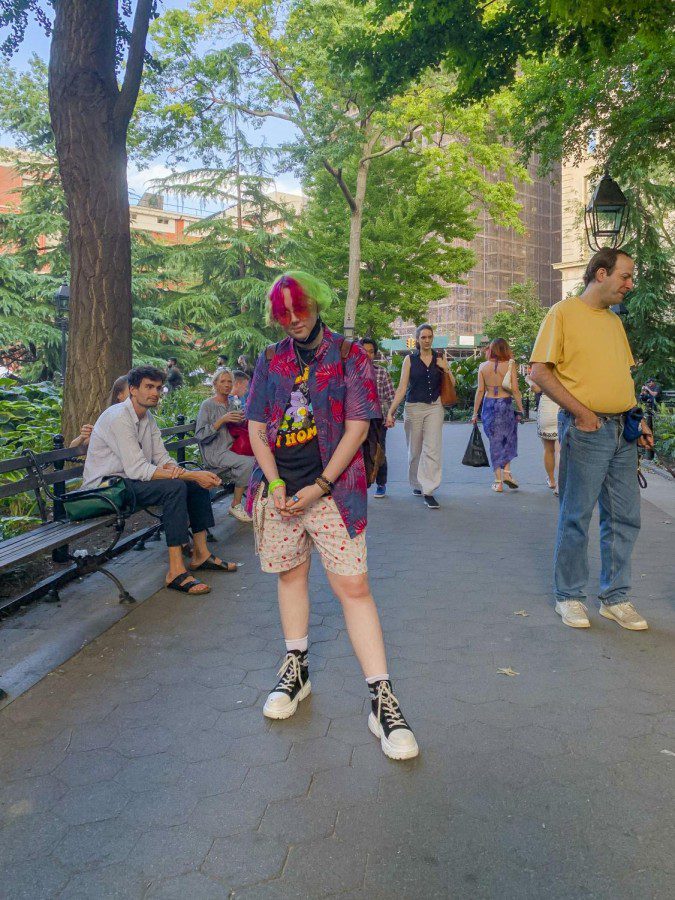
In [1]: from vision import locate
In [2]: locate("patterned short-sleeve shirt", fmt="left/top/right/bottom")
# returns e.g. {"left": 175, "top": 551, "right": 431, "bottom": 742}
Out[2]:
{"left": 245, "top": 328, "right": 380, "bottom": 537}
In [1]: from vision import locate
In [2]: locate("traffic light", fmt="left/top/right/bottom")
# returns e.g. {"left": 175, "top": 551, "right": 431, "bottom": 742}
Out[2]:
{"left": 406, "top": 337, "right": 416, "bottom": 350}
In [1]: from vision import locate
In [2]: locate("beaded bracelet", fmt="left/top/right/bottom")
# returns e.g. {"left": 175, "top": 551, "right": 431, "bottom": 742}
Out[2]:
{"left": 315, "top": 475, "right": 333, "bottom": 495}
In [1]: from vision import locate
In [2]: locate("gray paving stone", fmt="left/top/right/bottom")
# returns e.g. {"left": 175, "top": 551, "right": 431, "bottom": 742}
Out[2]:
{"left": 0, "top": 857, "right": 70, "bottom": 899}
{"left": 241, "top": 760, "right": 312, "bottom": 802}
{"left": 202, "top": 832, "right": 287, "bottom": 888}
{"left": 124, "top": 823, "right": 213, "bottom": 877}
{"left": 189, "top": 787, "right": 268, "bottom": 836}
{"left": 309, "top": 765, "right": 380, "bottom": 805}
{"left": 0, "top": 774, "right": 67, "bottom": 818}
{"left": 58, "top": 863, "right": 151, "bottom": 899}
{"left": 206, "top": 684, "right": 260, "bottom": 712}
{"left": 120, "top": 785, "right": 199, "bottom": 828}
{"left": 282, "top": 838, "right": 367, "bottom": 894}
{"left": 145, "top": 871, "right": 231, "bottom": 899}
{"left": 222, "top": 732, "right": 292, "bottom": 765}
{"left": 0, "top": 812, "right": 68, "bottom": 866}
{"left": 181, "top": 757, "right": 249, "bottom": 797}
{"left": 52, "top": 817, "right": 140, "bottom": 870}
{"left": 287, "top": 735, "right": 353, "bottom": 771}
{"left": 112, "top": 724, "right": 174, "bottom": 758}
{"left": 1, "top": 426, "right": 673, "bottom": 898}
{"left": 259, "top": 796, "right": 337, "bottom": 842}
{"left": 51, "top": 781, "right": 132, "bottom": 826}
{"left": 113, "top": 753, "right": 187, "bottom": 793}
{"left": 53, "top": 749, "right": 124, "bottom": 787}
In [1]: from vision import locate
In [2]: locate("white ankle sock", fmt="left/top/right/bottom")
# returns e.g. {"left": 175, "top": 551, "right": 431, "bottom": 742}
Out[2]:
{"left": 285, "top": 636, "right": 308, "bottom": 653}
{"left": 366, "top": 674, "right": 389, "bottom": 687}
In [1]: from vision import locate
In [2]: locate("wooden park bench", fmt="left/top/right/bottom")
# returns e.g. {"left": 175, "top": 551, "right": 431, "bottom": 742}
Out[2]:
{"left": 0, "top": 415, "right": 229, "bottom": 619}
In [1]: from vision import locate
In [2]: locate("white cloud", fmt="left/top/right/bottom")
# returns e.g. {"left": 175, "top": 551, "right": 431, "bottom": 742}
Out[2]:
{"left": 127, "top": 163, "right": 174, "bottom": 198}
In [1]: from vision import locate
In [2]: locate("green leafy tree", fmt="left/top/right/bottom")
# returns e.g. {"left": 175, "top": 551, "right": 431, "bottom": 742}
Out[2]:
{"left": 141, "top": 0, "right": 525, "bottom": 337}
{"left": 343, "top": 0, "right": 673, "bottom": 102}
{"left": 289, "top": 149, "right": 477, "bottom": 337}
{"left": 509, "top": 35, "right": 675, "bottom": 385}
{"left": 0, "top": 0, "right": 160, "bottom": 440}
{"left": 482, "top": 279, "right": 547, "bottom": 360}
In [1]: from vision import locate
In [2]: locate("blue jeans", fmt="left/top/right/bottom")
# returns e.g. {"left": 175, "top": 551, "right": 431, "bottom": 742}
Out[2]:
{"left": 554, "top": 411, "right": 640, "bottom": 605}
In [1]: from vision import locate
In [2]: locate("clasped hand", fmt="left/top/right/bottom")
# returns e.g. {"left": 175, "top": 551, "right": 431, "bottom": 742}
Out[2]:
{"left": 271, "top": 483, "right": 324, "bottom": 517}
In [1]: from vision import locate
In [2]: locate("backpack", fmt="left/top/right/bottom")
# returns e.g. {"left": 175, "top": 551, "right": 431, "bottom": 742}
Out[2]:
{"left": 264, "top": 338, "right": 385, "bottom": 486}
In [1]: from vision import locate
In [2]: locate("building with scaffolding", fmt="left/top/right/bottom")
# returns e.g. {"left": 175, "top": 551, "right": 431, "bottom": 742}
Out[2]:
{"left": 391, "top": 158, "right": 563, "bottom": 352}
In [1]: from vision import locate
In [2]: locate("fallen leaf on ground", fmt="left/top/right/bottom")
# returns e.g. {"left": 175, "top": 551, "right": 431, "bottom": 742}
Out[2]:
{"left": 514, "top": 610, "right": 529, "bottom": 617}
{"left": 497, "top": 667, "right": 519, "bottom": 676}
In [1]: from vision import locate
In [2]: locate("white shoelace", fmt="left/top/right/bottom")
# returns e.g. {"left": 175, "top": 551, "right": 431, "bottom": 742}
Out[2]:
{"left": 376, "top": 682, "right": 407, "bottom": 729}
{"left": 276, "top": 653, "right": 304, "bottom": 694}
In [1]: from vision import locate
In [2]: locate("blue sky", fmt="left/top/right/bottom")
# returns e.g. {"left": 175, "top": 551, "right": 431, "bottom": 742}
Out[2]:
{"left": 2, "top": 1, "right": 303, "bottom": 209}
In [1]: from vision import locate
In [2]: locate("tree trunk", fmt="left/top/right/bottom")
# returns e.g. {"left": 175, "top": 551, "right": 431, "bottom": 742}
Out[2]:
{"left": 49, "top": 0, "right": 135, "bottom": 440}
{"left": 343, "top": 157, "right": 371, "bottom": 338}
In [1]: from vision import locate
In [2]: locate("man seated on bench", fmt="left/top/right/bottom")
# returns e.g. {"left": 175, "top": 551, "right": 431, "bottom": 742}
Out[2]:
{"left": 82, "top": 365, "right": 235, "bottom": 596}
{"left": 196, "top": 367, "right": 254, "bottom": 524}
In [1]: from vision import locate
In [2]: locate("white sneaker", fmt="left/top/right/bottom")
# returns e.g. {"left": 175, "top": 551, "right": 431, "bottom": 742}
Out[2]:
{"left": 263, "top": 652, "right": 311, "bottom": 720}
{"left": 599, "top": 601, "right": 648, "bottom": 631}
{"left": 229, "top": 502, "right": 252, "bottom": 523}
{"left": 368, "top": 680, "right": 419, "bottom": 760}
{"left": 555, "top": 600, "right": 591, "bottom": 628}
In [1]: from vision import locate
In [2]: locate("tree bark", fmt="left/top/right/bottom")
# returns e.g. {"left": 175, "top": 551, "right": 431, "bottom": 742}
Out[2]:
{"left": 48, "top": 0, "right": 150, "bottom": 440}
{"left": 343, "top": 157, "right": 371, "bottom": 338}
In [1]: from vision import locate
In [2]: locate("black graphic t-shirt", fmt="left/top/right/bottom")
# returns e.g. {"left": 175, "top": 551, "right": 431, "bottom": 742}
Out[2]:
{"left": 274, "top": 364, "right": 323, "bottom": 495}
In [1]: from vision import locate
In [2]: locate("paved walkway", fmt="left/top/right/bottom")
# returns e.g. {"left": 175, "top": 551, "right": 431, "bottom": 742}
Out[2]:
{"left": 1, "top": 424, "right": 673, "bottom": 899}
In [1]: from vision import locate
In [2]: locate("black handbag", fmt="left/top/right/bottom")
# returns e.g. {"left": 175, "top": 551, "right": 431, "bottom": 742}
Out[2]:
{"left": 462, "top": 424, "right": 490, "bottom": 468}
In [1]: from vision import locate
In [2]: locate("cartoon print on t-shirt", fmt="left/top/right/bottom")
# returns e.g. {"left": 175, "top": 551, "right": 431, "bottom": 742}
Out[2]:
{"left": 276, "top": 366, "right": 318, "bottom": 449}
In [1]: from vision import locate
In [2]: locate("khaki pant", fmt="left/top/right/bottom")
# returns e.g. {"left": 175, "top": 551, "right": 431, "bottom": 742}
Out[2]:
{"left": 404, "top": 400, "right": 444, "bottom": 495}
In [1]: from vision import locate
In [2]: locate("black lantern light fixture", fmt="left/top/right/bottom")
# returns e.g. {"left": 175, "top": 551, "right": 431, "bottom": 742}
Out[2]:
{"left": 53, "top": 282, "right": 70, "bottom": 384}
{"left": 584, "top": 168, "right": 630, "bottom": 252}
{"left": 54, "top": 282, "right": 70, "bottom": 316}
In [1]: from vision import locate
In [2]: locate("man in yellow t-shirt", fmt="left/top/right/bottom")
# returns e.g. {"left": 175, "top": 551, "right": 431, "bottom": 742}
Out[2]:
{"left": 530, "top": 248, "right": 653, "bottom": 632}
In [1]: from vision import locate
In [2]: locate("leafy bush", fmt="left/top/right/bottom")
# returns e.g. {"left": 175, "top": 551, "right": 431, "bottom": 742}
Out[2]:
{"left": 0, "top": 378, "right": 62, "bottom": 458}
{"left": 153, "top": 384, "right": 212, "bottom": 429}
{"left": 449, "top": 356, "right": 481, "bottom": 408}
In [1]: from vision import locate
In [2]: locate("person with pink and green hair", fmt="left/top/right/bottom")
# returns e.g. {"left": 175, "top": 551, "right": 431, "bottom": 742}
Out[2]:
{"left": 244, "top": 271, "right": 419, "bottom": 760}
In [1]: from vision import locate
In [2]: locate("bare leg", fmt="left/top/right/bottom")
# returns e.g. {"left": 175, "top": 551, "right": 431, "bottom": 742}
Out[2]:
{"left": 233, "top": 485, "right": 245, "bottom": 506}
{"left": 542, "top": 438, "right": 556, "bottom": 487}
{"left": 278, "top": 559, "right": 311, "bottom": 641}
{"left": 492, "top": 466, "right": 503, "bottom": 492}
{"left": 167, "top": 545, "right": 188, "bottom": 581}
{"left": 167, "top": 544, "right": 209, "bottom": 593}
{"left": 325, "top": 571, "right": 387, "bottom": 678}
{"left": 189, "top": 531, "right": 233, "bottom": 570}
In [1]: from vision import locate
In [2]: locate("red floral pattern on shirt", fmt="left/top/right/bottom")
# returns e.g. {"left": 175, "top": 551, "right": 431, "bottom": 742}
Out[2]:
{"left": 245, "top": 328, "right": 380, "bottom": 537}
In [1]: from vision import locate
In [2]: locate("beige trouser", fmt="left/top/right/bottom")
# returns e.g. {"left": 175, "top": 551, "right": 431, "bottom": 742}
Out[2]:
{"left": 404, "top": 400, "right": 444, "bottom": 495}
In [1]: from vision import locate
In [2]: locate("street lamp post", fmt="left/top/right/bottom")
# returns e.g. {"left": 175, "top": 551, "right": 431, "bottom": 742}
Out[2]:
{"left": 54, "top": 282, "right": 70, "bottom": 386}
{"left": 584, "top": 169, "right": 630, "bottom": 252}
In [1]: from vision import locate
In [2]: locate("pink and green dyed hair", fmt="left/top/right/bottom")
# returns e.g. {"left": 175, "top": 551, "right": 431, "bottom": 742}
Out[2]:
{"left": 268, "top": 271, "right": 332, "bottom": 326}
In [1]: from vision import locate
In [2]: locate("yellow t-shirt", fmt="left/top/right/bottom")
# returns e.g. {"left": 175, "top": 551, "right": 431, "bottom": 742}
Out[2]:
{"left": 530, "top": 296, "right": 636, "bottom": 414}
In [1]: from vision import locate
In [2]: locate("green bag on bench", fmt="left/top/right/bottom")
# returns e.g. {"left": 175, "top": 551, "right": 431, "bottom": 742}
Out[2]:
{"left": 63, "top": 477, "right": 134, "bottom": 522}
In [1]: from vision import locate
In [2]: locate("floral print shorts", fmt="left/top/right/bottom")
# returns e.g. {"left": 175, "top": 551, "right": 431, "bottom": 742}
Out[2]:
{"left": 253, "top": 492, "right": 368, "bottom": 576}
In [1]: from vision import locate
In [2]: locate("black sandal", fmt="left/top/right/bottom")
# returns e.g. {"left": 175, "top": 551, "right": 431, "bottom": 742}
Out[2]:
{"left": 190, "top": 554, "right": 238, "bottom": 573}
{"left": 166, "top": 573, "right": 211, "bottom": 595}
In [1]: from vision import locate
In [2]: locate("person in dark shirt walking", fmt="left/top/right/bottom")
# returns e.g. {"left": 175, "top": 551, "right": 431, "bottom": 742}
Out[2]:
{"left": 386, "top": 324, "right": 452, "bottom": 509}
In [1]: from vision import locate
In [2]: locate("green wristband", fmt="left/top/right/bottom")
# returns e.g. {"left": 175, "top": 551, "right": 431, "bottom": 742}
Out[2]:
{"left": 268, "top": 478, "right": 285, "bottom": 493}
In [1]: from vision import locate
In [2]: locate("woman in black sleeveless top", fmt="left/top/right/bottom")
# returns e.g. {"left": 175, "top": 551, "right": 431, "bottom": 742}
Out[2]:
{"left": 386, "top": 323, "right": 452, "bottom": 509}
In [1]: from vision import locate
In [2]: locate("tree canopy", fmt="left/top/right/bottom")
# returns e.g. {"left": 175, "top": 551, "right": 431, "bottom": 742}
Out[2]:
{"left": 343, "top": 0, "right": 674, "bottom": 103}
